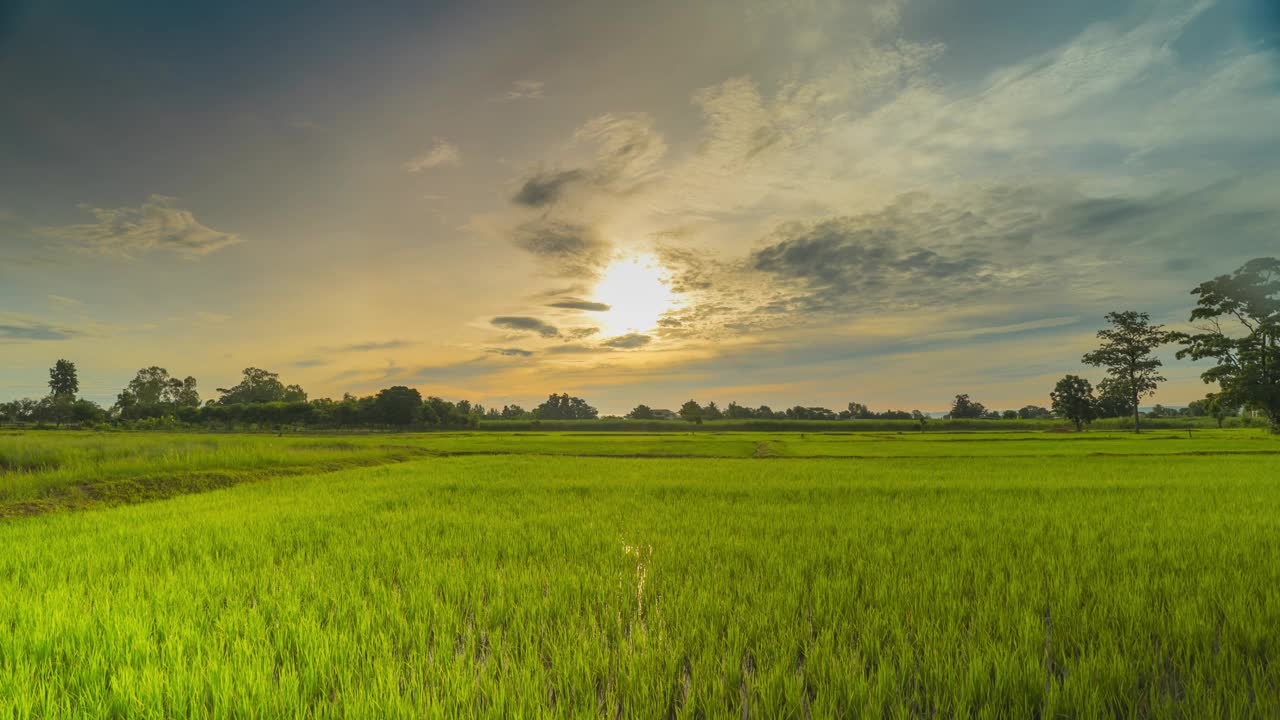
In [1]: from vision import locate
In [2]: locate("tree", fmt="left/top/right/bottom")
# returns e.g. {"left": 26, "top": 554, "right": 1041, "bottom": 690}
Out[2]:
{"left": 948, "top": 394, "right": 986, "bottom": 419}
{"left": 373, "top": 386, "right": 422, "bottom": 426}
{"left": 845, "top": 402, "right": 872, "bottom": 419}
{"left": 71, "top": 399, "right": 106, "bottom": 425}
{"left": 217, "top": 368, "right": 294, "bottom": 405}
{"left": 1017, "top": 405, "right": 1051, "bottom": 420}
{"left": 1095, "top": 378, "right": 1135, "bottom": 419}
{"left": 115, "top": 367, "right": 202, "bottom": 419}
{"left": 1001, "top": 410, "right": 1019, "bottom": 420}
{"left": 1184, "top": 398, "right": 1209, "bottom": 417}
{"left": 626, "top": 404, "right": 655, "bottom": 420}
{"left": 48, "top": 359, "right": 78, "bottom": 398}
{"left": 1082, "top": 311, "right": 1173, "bottom": 433}
{"left": 533, "top": 393, "right": 598, "bottom": 420}
{"left": 1173, "top": 258, "right": 1280, "bottom": 433}
{"left": 1204, "top": 392, "right": 1237, "bottom": 428}
{"left": 1050, "top": 375, "right": 1097, "bottom": 432}
{"left": 701, "top": 401, "right": 723, "bottom": 421}
{"left": 678, "top": 400, "right": 703, "bottom": 424}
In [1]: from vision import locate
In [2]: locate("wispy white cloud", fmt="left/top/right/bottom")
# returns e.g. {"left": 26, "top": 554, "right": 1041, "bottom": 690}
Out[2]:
{"left": 48, "top": 294, "right": 83, "bottom": 308}
{"left": 502, "top": 80, "right": 545, "bottom": 101}
{"left": 39, "top": 195, "right": 241, "bottom": 258}
{"left": 404, "top": 139, "right": 461, "bottom": 172}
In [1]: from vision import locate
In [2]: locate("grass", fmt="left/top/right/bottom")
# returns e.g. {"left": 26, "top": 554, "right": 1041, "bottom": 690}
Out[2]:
{"left": 0, "top": 429, "right": 1277, "bottom": 716}
{"left": 0, "top": 432, "right": 422, "bottom": 516}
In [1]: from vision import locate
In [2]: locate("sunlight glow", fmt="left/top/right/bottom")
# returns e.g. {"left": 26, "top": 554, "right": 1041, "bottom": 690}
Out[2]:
{"left": 591, "top": 255, "right": 675, "bottom": 337}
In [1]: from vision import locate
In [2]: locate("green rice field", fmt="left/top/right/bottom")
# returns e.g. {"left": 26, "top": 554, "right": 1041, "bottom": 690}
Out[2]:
{"left": 1, "top": 429, "right": 1278, "bottom": 717}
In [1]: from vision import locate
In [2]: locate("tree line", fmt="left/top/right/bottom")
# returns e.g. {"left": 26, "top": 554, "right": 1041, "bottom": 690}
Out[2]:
{"left": 3, "top": 258, "right": 1276, "bottom": 433}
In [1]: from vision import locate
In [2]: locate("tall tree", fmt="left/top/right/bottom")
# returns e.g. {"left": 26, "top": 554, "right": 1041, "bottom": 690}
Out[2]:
{"left": 1050, "top": 375, "right": 1097, "bottom": 432}
{"left": 1082, "top": 311, "right": 1173, "bottom": 433}
{"left": 48, "top": 359, "right": 79, "bottom": 398}
{"left": 1173, "top": 258, "right": 1280, "bottom": 433}
{"left": 948, "top": 394, "right": 986, "bottom": 419}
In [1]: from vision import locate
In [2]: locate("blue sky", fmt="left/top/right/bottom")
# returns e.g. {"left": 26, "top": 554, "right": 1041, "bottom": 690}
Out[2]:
{"left": 2, "top": 0, "right": 1277, "bottom": 413}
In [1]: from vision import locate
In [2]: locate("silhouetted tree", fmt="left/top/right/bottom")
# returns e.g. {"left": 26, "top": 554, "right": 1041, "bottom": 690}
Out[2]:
{"left": 533, "top": 393, "right": 598, "bottom": 420}
{"left": 1018, "top": 405, "right": 1051, "bottom": 420}
{"left": 217, "top": 368, "right": 300, "bottom": 405}
{"left": 115, "top": 367, "right": 201, "bottom": 419}
{"left": 948, "top": 394, "right": 986, "bottom": 419}
{"left": 374, "top": 386, "right": 423, "bottom": 426}
{"left": 626, "top": 404, "right": 656, "bottom": 420}
{"left": 1173, "top": 258, "right": 1280, "bottom": 433}
{"left": 1094, "top": 378, "right": 1135, "bottom": 419}
{"left": 1051, "top": 375, "right": 1097, "bottom": 431}
{"left": 48, "top": 359, "right": 78, "bottom": 398}
{"left": 678, "top": 400, "right": 703, "bottom": 424}
{"left": 1083, "top": 311, "right": 1173, "bottom": 433}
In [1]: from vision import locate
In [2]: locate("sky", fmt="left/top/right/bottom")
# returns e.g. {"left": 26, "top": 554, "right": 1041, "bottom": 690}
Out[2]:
{"left": 1, "top": 0, "right": 1278, "bottom": 414}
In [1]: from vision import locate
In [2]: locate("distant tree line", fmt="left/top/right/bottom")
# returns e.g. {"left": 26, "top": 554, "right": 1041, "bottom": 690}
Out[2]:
{"left": 0, "top": 365, "right": 598, "bottom": 430}
{"left": 3, "top": 258, "right": 1275, "bottom": 433}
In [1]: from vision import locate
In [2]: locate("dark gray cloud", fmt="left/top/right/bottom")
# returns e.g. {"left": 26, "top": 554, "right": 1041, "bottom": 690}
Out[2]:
{"left": 0, "top": 321, "right": 79, "bottom": 341}
{"left": 491, "top": 316, "right": 560, "bottom": 337}
{"left": 512, "top": 169, "right": 586, "bottom": 207}
{"left": 751, "top": 217, "right": 997, "bottom": 310}
{"left": 602, "top": 333, "right": 652, "bottom": 349}
{"left": 548, "top": 299, "right": 611, "bottom": 312}
{"left": 488, "top": 347, "right": 534, "bottom": 357}
{"left": 513, "top": 220, "right": 610, "bottom": 276}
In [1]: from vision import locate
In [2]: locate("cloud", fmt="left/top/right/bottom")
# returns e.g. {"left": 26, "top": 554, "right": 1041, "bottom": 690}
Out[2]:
{"left": 488, "top": 347, "right": 534, "bottom": 357}
{"left": 338, "top": 340, "right": 414, "bottom": 352}
{"left": 292, "top": 359, "right": 329, "bottom": 368}
{"left": 507, "top": 113, "right": 668, "bottom": 211}
{"left": 195, "top": 311, "right": 231, "bottom": 323}
{"left": 548, "top": 299, "right": 611, "bottom": 312}
{"left": 573, "top": 113, "right": 667, "bottom": 193}
{"left": 404, "top": 139, "right": 461, "bottom": 172}
{"left": 40, "top": 195, "right": 241, "bottom": 258}
{"left": 48, "top": 294, "right": 83, "bottom": 308}
{"left": 503, "top": 80, "right": 545, "bottom": 101}
{"left": 491, "top": 316, "right": 560, "bottom": 337}
{"left": 0, "top": 314, "right": 80, "bottom": 342}
{"left": 513, "top": 220, "right": 610, "bottom": 276}
{"left": 546, "top": 343, "right": 608, "bottom": 355}
{"left": 512, "top": 169, "right": 586, "bottom": 207}
{"left": 602, "top": 333, "right": 652, "bottom": 349}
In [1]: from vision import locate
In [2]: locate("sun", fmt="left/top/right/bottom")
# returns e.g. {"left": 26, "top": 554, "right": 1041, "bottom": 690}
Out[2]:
{"left": 591, "top": 254, "right": 675, "bottom": 337}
